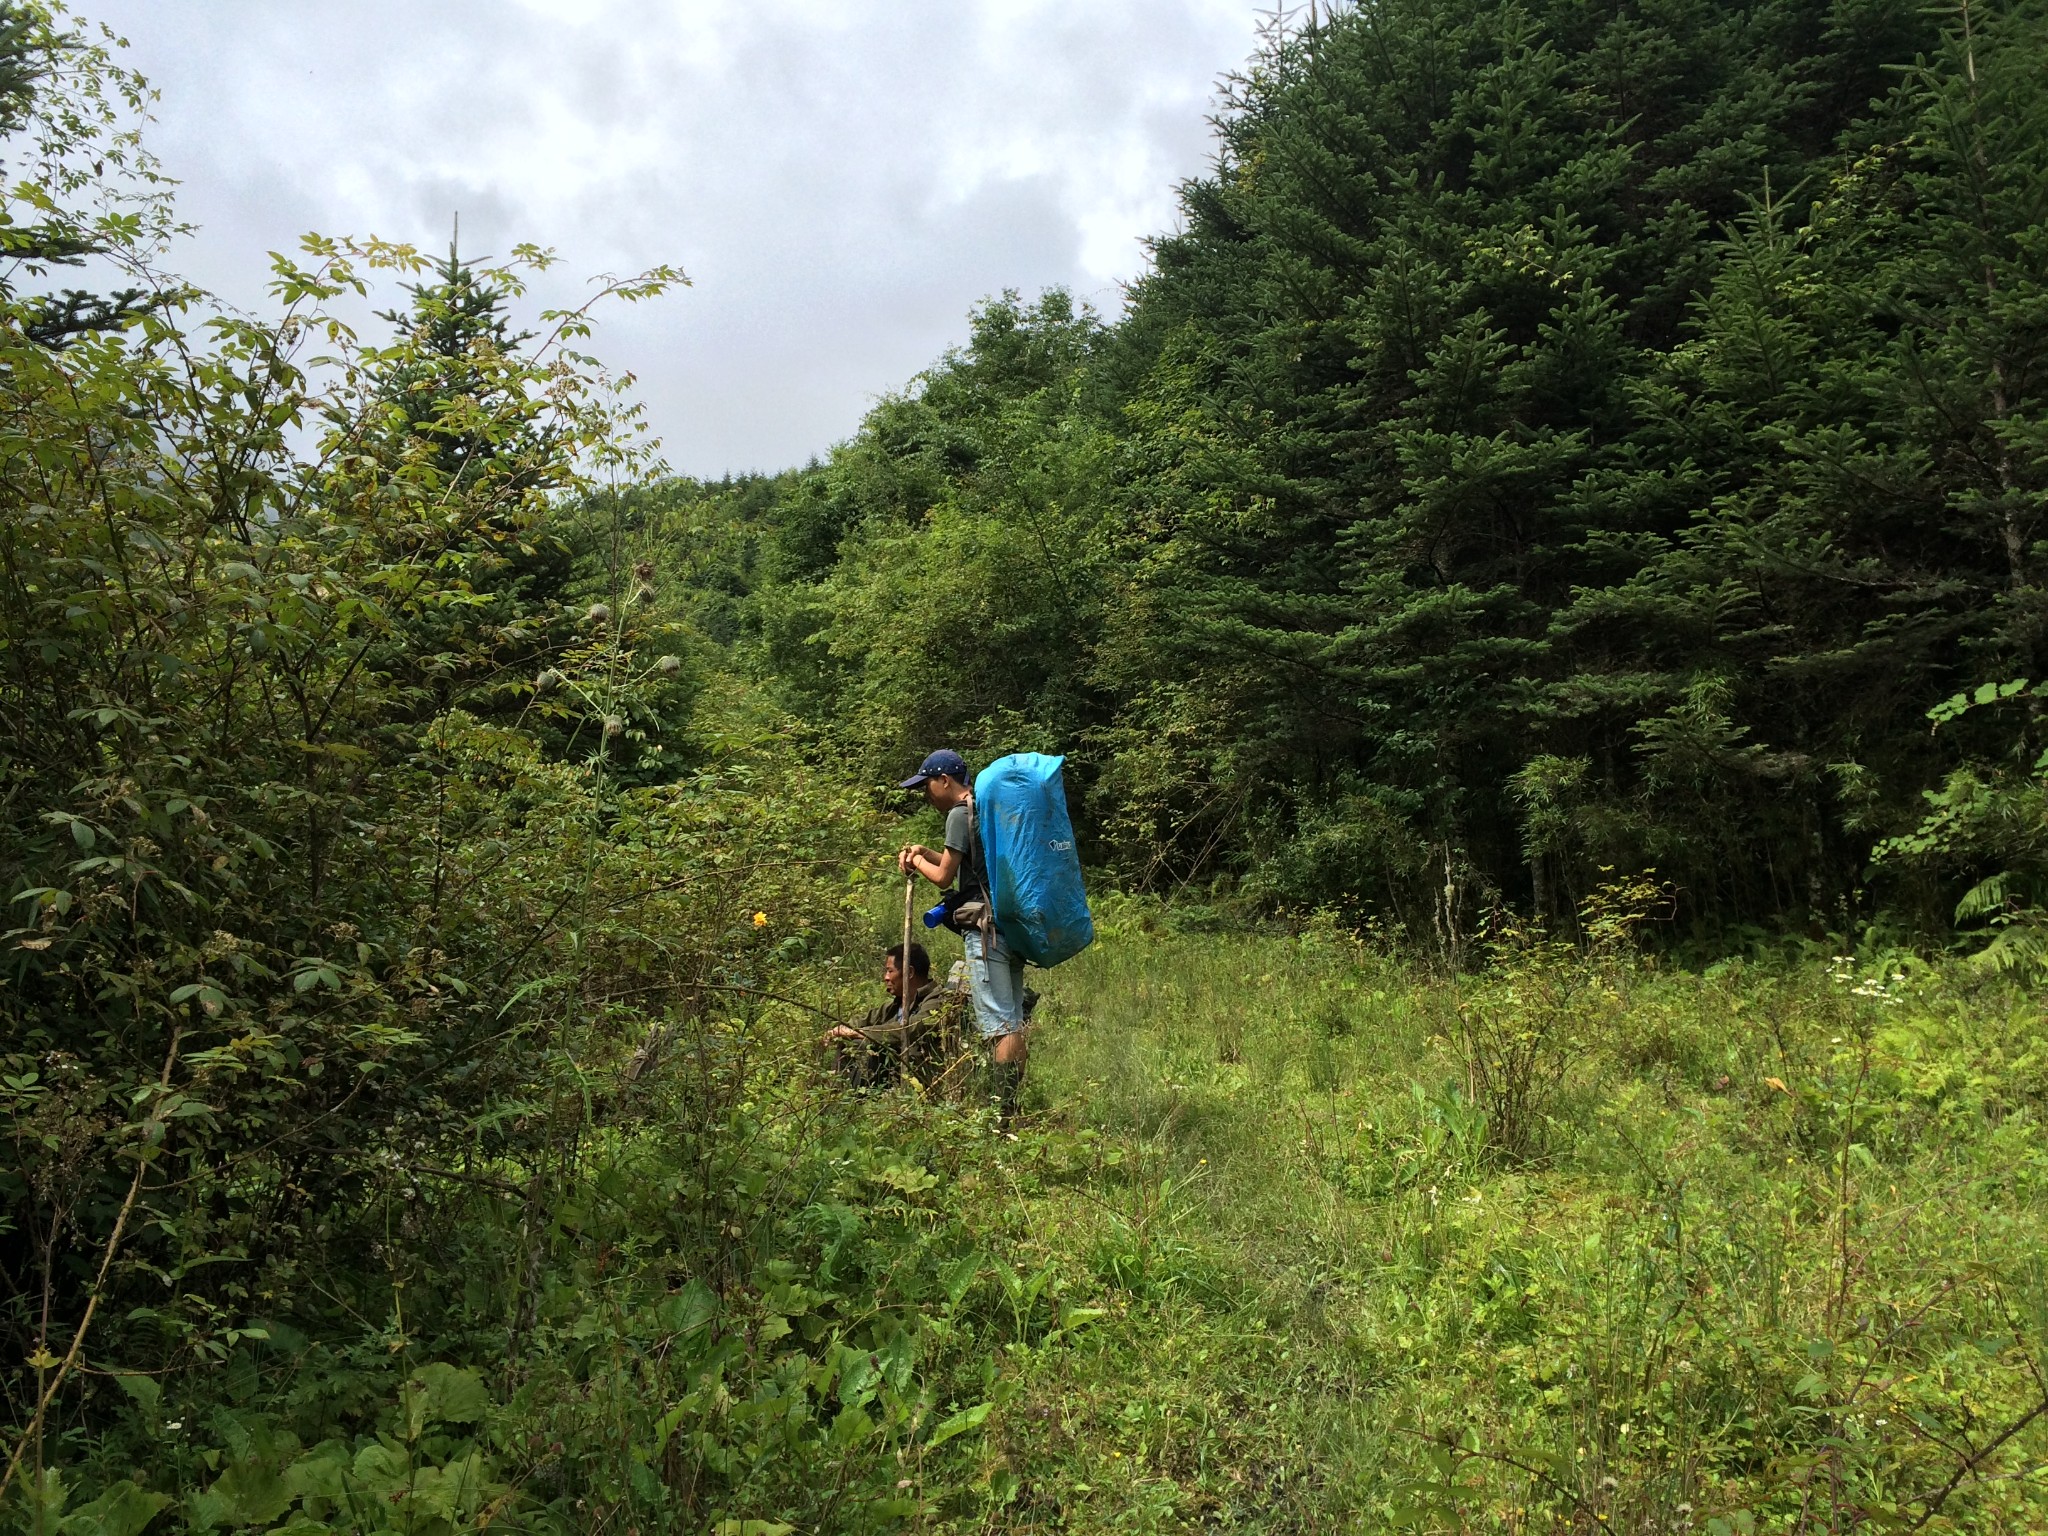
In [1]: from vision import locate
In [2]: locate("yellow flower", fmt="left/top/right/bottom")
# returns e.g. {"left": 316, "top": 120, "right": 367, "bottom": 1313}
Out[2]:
{"left": 752, "top": 911, "right": 768, "bottom": 927}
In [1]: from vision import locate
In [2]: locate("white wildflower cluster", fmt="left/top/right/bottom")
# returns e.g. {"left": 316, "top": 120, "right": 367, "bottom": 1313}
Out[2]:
{"left": 1826, "top": 954, "right": 1907, "bottom": 1002}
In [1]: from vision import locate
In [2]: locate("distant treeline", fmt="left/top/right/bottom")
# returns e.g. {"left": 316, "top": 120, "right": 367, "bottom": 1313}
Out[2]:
{"left": 631, "top": 0, "right": 2048, "bottom": 952}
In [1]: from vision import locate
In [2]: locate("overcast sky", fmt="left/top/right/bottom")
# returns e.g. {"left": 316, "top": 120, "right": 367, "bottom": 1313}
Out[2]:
{"left": 82, "top": 2, "right": 1265, "bottom": 477}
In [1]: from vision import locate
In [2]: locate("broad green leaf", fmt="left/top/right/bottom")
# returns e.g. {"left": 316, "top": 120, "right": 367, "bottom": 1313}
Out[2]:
{"left": 656, "top": 1278, "right": 718, "bottom": 1338}
{"left": 58, "top": 1481, "right": 169, "bottom": 1536}
{"left": 405, "top": 1452, "right": 489, "bottom": 1521}
{"left": 111, "top": 1373, "right": 160, "bottom": 1418}
{"left": 351, "top": 1440, "right": 409, "bottom": 1494}
{"left": 829, "top": 1403, "right": 874, "bottom": 1446}
{"left": 402, "top": 1362, "right": 490, "bottom": 1438}
{"left": 942, "top": 1252, "right": 983, "bottom": 1307}
{"left": 204, "top": 1459, "right": 289, "bottom": 1527}
{"left": 926, "top": 1400, "right": 992, "bottom": 1450}
{"left": 281, "top": 1442, "right": 349, "bottom": 1502}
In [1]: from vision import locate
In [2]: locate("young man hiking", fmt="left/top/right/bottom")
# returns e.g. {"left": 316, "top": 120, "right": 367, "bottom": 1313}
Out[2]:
{"left": 897, "top": 749, "right": 1029, "bottom": 1122}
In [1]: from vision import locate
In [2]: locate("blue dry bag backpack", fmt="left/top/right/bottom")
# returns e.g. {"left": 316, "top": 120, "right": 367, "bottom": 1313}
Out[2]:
{"left": 973, "top": 753, "right": 1095, "bottom": 968}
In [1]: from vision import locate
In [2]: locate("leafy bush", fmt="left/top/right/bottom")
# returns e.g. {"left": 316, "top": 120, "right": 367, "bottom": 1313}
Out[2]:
{"left": 1877, "top": 681, "right": 2048, "bottom": 978}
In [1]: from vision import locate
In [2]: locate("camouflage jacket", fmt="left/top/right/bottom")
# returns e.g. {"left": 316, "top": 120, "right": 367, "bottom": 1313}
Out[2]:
{"left": 851, "top": 981, "right": 942, "bottom": 1044}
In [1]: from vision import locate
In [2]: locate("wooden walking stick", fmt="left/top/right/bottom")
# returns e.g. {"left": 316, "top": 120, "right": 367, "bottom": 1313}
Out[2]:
{"left": 903, "top": 872, "right": 925, "bottom": 1059}
{"left": 900, "top": 872, "right": 929, "bottom": 1091}
{"left": 902, "top": 873, "right": 915, "bottom": 999}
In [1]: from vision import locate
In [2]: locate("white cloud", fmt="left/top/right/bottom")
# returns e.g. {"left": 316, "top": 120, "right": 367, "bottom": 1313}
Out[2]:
{"left": 84, "top": 0, "right": 1261, "bottom": 474}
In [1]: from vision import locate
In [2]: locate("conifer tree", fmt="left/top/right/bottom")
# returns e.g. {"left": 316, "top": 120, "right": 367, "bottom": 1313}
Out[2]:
{"left": 739, "top": 0, "right": 2048, "bottom": 941}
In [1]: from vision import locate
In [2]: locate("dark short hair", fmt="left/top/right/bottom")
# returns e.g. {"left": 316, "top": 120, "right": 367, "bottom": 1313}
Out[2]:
{"left": 884, "top": 941, "right": 931, "bottom": 978}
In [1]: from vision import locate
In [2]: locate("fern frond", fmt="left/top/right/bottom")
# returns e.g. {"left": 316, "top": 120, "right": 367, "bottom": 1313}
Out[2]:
{"left": 1956, "top": 872, "right": 2017, "bottom": 924}
{"left": 1966, "top": 918, "right": 2048, "bottom": 982}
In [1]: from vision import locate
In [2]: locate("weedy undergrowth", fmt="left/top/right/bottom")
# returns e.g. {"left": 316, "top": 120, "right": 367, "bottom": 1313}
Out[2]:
{"left": 989, "top": 909, "right": 2048, "bottom": 1533}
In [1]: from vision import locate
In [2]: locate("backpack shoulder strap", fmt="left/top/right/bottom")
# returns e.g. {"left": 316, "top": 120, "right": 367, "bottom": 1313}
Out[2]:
{"left": 965, "top": 791, "right": 999, "bottom": 938}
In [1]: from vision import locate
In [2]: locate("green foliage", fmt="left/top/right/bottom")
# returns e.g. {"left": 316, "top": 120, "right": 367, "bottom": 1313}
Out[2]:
{"left": 990, "top": 915, "right": 2048, "bottom": 1532}
{"left": 1092, "top": 0, "right": 2019, "bottom": 927}
{"left": 14, "top": 3, "right": 2048, "bottom": 1532}
{"left": 1876, "top": 678, "right": 2048, "bottom": 978}
{"left": 0, "top": 2, "right": 183, "bottom": 347}
{"left": 748, "top": 289, "right": 1116, "bottom": 783}
{"left": 718, "top": 0, "right": 2048, "bottom": 947}
{"left": 0, "top": 19, "right": 909, "bottom": 1526}
{"left": 0, "top": 189, "right": 697, "bottom": 1380}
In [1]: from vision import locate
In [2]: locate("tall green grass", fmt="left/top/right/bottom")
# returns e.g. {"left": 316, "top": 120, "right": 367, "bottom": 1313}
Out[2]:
{"left": 46, "top": 908, "right": 2048, "bottom": 1534}
{"left": 999, "top": 913, "right": 2048, "bottom": 1532}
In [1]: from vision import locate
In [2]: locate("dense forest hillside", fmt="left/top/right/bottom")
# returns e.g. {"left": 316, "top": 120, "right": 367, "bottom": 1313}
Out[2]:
{"left": 674, "top": 0, "right": 2048, "bottom": 957}
{"left": 6, "top": 0, "right": 2048, "bottom": 1532}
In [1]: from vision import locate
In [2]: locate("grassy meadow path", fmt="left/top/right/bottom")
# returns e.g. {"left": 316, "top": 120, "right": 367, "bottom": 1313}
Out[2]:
{"left": 929, "top": 915, "right": 2048, "bottom": 1532}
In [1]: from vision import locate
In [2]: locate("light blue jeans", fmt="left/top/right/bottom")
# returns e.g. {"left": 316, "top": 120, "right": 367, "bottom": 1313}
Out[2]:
{"left": 963, "top": 926, "right": 1027, "bottom": 1038}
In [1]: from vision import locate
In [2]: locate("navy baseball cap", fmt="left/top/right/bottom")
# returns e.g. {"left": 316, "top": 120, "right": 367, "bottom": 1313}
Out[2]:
{"left": 900, "top": 749, "right": 969, "bottom": 789}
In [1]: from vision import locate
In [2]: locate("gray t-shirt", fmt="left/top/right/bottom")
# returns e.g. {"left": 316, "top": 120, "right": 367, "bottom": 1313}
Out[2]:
{"left": 945, "top": 801, "right": 986, "bottom": 902}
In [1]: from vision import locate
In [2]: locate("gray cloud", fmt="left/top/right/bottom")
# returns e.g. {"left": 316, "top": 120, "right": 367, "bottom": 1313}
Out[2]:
{"left": 83, "top": 1, "right": 1260, "bottom": 475}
